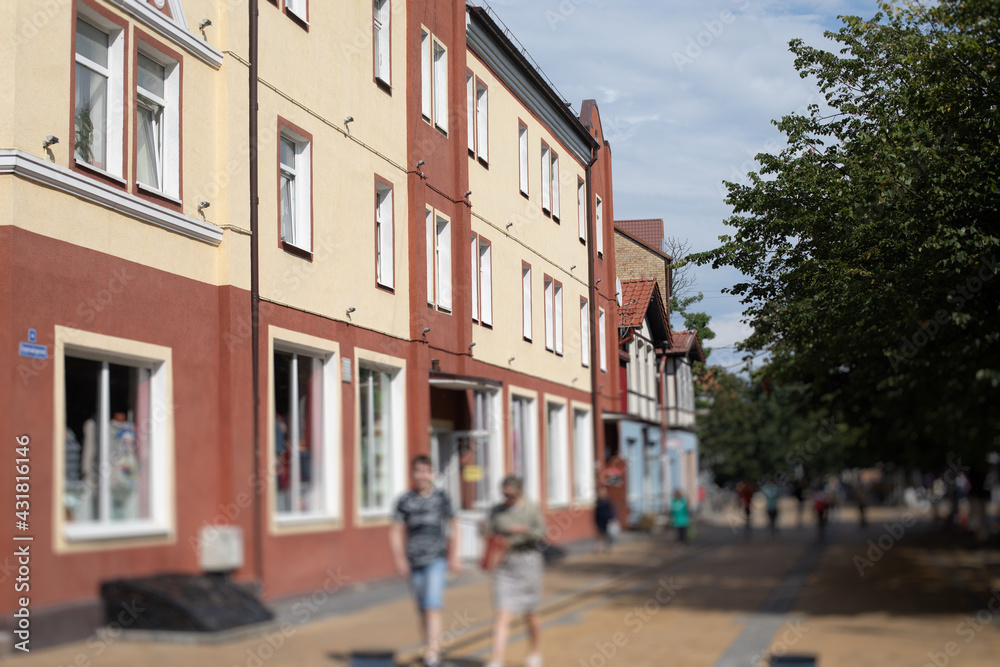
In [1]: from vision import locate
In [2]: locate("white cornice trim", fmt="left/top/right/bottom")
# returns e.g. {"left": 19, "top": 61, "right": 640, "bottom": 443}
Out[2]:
{"left": 0, "top": 150, "right": 223, "bottom": 246}
{"left": 106, "top": 0, "right": 223, "bottom": 69}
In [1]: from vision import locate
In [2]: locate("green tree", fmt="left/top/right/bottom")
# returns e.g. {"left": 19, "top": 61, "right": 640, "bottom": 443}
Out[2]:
{"left": 692, "top": 0, "right": 1000, "bottom": 464}
{"left": 663, "top": 236, "right": 717, "bottom": 357}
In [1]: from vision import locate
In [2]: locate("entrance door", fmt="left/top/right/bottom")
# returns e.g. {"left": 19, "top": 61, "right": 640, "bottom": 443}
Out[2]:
{"left": 430, "top": 428, "right": 460, "bottom": 512}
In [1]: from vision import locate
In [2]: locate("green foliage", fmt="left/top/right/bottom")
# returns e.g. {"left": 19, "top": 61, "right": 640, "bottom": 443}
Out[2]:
{"left": 691, "top": 0, "right": 1000, "bottom": 464}
{"left": 75, "top": 104, "right": 94, "bottom": 164}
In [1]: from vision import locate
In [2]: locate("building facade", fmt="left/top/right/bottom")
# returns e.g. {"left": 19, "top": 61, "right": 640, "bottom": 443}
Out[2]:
{"left": 1, "top": 0, "right": 623, "bottom": 647}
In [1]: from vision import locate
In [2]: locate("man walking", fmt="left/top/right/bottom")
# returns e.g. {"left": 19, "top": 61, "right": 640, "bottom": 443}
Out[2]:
{"left": 390, "top": 455, "right": 461, "bottom": 667}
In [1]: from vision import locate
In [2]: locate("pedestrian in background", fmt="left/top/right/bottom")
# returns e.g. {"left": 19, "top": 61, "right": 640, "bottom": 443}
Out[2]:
{"left": 670, "top": 489, "right": 691, "bottom": 543}
{"left": 761, "top": 478, "right": 780, "bottom": 537}
{"left": 737, "top": 480, "right": 755, "bottom": 535}
{"left": 813, "top": 484, "right": 829, "bottom": 541}
{"left": 792, "top": 480, "right": 806, "bottom": 527}
{"left": 389, "top": 456, "right": 460, "bottom": 667}
{"left": 593, "top": 485, "right": 615, "bottom": 553}
{"left": 484, "top": 475, "right": 546, "bottom": 667}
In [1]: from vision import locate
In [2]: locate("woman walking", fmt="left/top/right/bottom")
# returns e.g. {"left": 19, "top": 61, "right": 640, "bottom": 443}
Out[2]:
{"left": 670, "top": 490, "right": 691, "bottom": 543}
{"left": 484, "top": 475, "right": 547, "bottom": 667}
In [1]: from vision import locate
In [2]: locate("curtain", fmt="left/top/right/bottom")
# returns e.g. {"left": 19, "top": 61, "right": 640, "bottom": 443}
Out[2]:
{"left": 74, "top": 63, "right": 107, "bottom": 167}
{"left": 136, "top": 104, "right": 160, "bottom": 189}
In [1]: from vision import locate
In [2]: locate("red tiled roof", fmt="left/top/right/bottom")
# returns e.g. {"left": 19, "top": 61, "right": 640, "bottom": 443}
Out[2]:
{"left": 618, "top": 279, "right": 656, "bottom": 328}
{"left": 666, "top": 330, "right": 705, "bottom": 362}
{"left": 616, "top": 219, "right": 664, "bottom": 252}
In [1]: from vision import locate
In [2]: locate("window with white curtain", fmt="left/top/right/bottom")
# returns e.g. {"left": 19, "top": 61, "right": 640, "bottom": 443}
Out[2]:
{"left": 479, "top": 239, "right": 493, "bottom": 326}
{"left": 279, "top": 130, "right": 312, "bottom": 252}
{"left": 550, "top": 152, "right": 560, "bottom": 219}
{"left": 541, "top": 143, "right": 551, "bottom": 213}
{"left": 375, "top": 180, "right": 394, "bottom": 288}
{"left": 74, "top": 16, "right": 125, "bottom": 176}
{"left": 432, "top": 39, "right": 448, "bottom": 133}
{"left": 373, "top": 0, "right": 391, "bottom": 84}
{"left": 435, "top": 214, "right": 452, "bottom": 311}
{"left": 554, "top": 282, "right": 563, "bottom": 355}
{"left": 544, "top": 277, "right": 554, "bottom": 351}
{"left": 596, "top": 196, "right": 604, "bottom": 256}
{"left": 580, "top": 298, "right": 590, "bottom": 367}
{"left": 578, "top": 178, "right": 586, "bottom": 242}
{"left": 599, "top": 308, "right": 607, "bottom": 372}
{"left": 546, "top": 402, "right": 569, "bottom": 506}
{"left": 518, "top": 123, "right": 529, "bottom": 195}
{"left": 359, "top": 363, "right": 401, "bottom": 515}
{"left": 522, "top": 263, "right": 532, "bottom": 340}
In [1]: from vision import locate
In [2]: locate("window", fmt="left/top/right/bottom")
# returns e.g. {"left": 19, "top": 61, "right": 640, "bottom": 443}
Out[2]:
{"left": 546, "top": 402, "right": 569, "bottom": 506}
{"left": 580, "top": 298, "right": 590, "bottom": 367}
{"left": 466, "top": 73, "right": 475, "bottom": 153}
{"left": 475, "top": 80, "right": 488, "bottom": 163}
{"left": 359, "top": 363, "right": 403, "bottom": 515}
{"left": 74, "top": 16, "right": 125, "bottom": 176}
{"left": 373, "top": 0, "right": 391, "bottom": 85}
{"left": 573, "top": 408, "right": 594, "bottom": 503}
{"left": 135, "top": 46, "right": 180, "bottom": 199}
{"left": 274, "top": 349, "right": 326, "bottom": 516}
{"left": 541, "top": 143, "right": 551, "bottom": 213}
{"left": 375, "top": 179, "right": 394, "bottom": 289}
{"left": 518, "top": 122, "right": 529, "bottom": 195}
{"left": 596, "top": 196, "right": 604, "bottom": 256}
{"left": 578, "top": 178, "right": 586, "bottom": 242}
{"left": 285, "top": 0, "right": 307, "bottom": 24}
{"left": 279, "top": 123, "right": 312, "bottom": 253}
{"left": 599, "top": 308, "right": 607, "bottom": 372}
{"left": 511, "top": 394, "right": 540, "bottom": 502}
{"left": 522, "top": 263, "right": 532, "bottom": 341}
{"left": 60, "top": 330, "right": 172, "bottom": 542}
{"left": 550, "top": 152, "right": 560, "bottom": 220}
{"left": 544, "top": 277, "right": 554, "bottom": 351}
{"left": 432, "top": 39, "right": 448, "bottom": 132}
{"left": 479, "top": 238, "right": 493, "bottom": 326}
{"left": 421, "top": 30, "right": 431, "bottom": 119}
{"left": 471, "top": 234, "right": 479, "bottom": 321}
{"left": 427, "top": 211, "right": 452, "bottom": 311}
{"left": 554, "top": 282, "right": 563, "bottom": 355}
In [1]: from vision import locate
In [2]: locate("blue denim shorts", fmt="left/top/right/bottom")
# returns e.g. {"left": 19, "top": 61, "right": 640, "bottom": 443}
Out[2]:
{"left": 410, "top": 557, "right": 447, "bottom": 611}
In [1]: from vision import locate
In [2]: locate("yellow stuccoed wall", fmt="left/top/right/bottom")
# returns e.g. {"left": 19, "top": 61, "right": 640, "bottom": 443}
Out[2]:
{"left": 467, "top": 52, "right": 593, "bottom": 392}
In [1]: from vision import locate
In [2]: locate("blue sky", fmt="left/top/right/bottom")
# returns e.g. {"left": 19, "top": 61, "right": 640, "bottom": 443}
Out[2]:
{"left": 472, "top": 0, "right": 881, "bottom": 370}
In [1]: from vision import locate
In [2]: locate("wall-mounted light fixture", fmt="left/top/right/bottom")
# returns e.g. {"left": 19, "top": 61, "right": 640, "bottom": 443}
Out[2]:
{"left": 346, "top": 306, "right": 356, "bottom": 321}
{"left": 198, "top": 18, "right": 212, "bottom": 39}
{"left": 596, "top": 278, "right": 602, "bottom": 284}
{"left": 197, "top": 201, "right": 211, "bottom": 217}
{"left": 464, "top": 190, "right": 472, "bottom": 198}
{"left": 344, "top": 116, "right": 354, "bottom": 133}
{"left": 508, "top": 357, "right": 515, "bottom": 364}
{"left": 42, "top": 136, "right": 59, "bottom": 149}
{"left": 415, "top": 160, "right": 425, "bottom": 168}
{"left": 506, "top": 222, "right": 513, "bottom": 230}
{"left": 570, "top": 265, "right": 576, "bottom": 271}
{"left": 468, "top": 342, "right": 476, "bottom": 349}
{"left": 422, "top": 327, "right": 431, "bottom": 335}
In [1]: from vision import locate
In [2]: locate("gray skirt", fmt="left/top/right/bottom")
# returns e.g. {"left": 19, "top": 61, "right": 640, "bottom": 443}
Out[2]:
{"left": 492, "top": 548, "right": 543, "bottom": 613}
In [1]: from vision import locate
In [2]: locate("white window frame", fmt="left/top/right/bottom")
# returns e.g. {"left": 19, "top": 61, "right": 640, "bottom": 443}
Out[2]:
{"left": 375, "top": 180, "right": 394, "bottom": 289}
{"left": 578, "top": 178, "right": 586, "bottom": 242}
{"left": 546, "top": 401, "right": 570, "bottom": 507}
{"left": 435, "top": 213, "right": 452, "bottom": 312}
{"left": 518, "top": 122, "right": 529, "bottom": 195}
{"left": 554, "top": 281, "right": 564, "bottom": 355}
{"left": 74, "top": 12, "right": 125, "bottom": 178}
{"left": 373, "top": 0, "right": 391, "bottom": 85}
{"left": 599, "top": 308, "right": 608, "bottom": 372}
{"left": 432, "top": 38, "right": 448, "bottom": 133}
{"left": 479, "top": 238, "right": 493, "bottom": 326}
{"left": 550, "top": 152, "right": 560, "bottom": 220}
{"left": 279, "top": 129, "right": 312, "bottom": 252}
{"left": 285, "top": 0, "right": 308, "bottom": 23}
{"left": 135, "top": 47, "right": 180, "bottom": 199}
{"left": 470, "top": 233, "right": 479, "bottom": 321}
{"left": 572, "top": 407, "right": 594, "bottom": 503}
{"left": 425, "top": 207, "right": 435, "bottom": 305}
{"left": 522, "top": 263, "right": 532, "bottom": 340}
{"left": 357, "top": 353, "right": 407, "bottom": 519}
{"left": 596, "top": 195, "right": 604, "bottom": 256}
{"left": 541, "top": 143, "right": 551, "bottom": 213}
{"left": 271, "top": 331, "right": 342, "bottom": 526}
{"left": 55, "top": 327, "right": 173, "bottom": 545}
{"left": 580, "top": 298, "right": 590, "bottom": 367}
{"left": 511, "top": 392, "right": 540, "bottom": 503}
{"left": 466, "top": 73, "right": 475, "bottom": 153}
{"left": 421, "top": 29, "right": 431, "bottom": 119}
{"left": 475, "top": 79, "right": 488, "bottom": 163}
{"left": 544, "top": 276, "right": 554, "bottom": 351}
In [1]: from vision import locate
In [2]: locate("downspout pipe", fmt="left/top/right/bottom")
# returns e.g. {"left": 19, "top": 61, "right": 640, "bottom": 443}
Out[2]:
{"left": 249, "top": 0, "right": 264, "bottom": 585}
{"left": 585, "top": 146, "right": 600, "bottom": 469}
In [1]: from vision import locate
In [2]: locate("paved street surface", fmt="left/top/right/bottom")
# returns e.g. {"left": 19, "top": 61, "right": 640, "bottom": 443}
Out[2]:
{"left": 16, "top": 503, "right": 1000, "bottom": 667}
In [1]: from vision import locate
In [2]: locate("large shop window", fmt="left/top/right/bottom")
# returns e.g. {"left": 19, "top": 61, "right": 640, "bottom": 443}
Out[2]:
{"left": 546, "top": 402, "right": 569, "bottom": 506}
{"left": 74, "top": 15, "right": 125, "bottom": 177}
{"left": 273, "top": 350, "right": 328, "bottom": 517}
{"left": 511, "top": 394, "right": 539, "bottom": 502}
{"left": 573, "top": 408, "right": 594, "bottom": 503}
{"left": 359, "top": 364, "right": 401, "bottom": 515}
{"left": 62, "top": 345, "right": 171, "bottom": 542}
